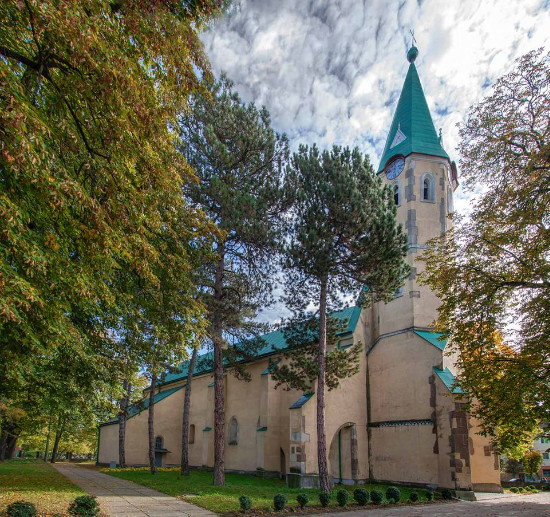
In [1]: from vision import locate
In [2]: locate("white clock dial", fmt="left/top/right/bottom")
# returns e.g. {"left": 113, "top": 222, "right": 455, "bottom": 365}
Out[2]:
{"left": 385, "top": 157, "right": 405, "bottom": 180}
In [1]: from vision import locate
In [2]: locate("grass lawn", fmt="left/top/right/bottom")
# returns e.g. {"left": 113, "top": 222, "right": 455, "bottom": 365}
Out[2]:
{"left": 0, "top": 458, "right": 85, "bottom": 516}
{"left": 103, "top": 467, "right": 439, "bottom": 514}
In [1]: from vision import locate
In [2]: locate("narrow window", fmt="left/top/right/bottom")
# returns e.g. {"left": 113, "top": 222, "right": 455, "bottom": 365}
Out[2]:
{"left": 189, "top": 424, "right": 195, "bottom": 445}
{"left": 421, "top": 174, "right": 435, "bottom": 202}
{"left": 447, "top": 186, "right": 454, "bottom": 213}
{"left": 228, "top": 417, "right": 239, "bottom": 445}
{"left": 393, "top": 182, "right": 400, "bottom": 205}
{"left": 155, "top": 436, "right": 163, "bottom": 449}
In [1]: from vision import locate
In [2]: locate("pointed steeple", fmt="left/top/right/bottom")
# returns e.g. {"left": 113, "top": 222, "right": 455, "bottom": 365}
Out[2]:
{"left": 377, "top": 46, "right": 449, "bottom": 172}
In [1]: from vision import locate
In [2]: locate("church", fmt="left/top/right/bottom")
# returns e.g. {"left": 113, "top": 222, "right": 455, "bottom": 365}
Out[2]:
{"left": 98, "top": 46, "right": 502, "bottom": 493}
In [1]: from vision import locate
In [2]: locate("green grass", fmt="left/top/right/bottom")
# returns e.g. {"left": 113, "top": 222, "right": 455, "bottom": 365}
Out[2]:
{"left": 0, "top": 458, "right": 86, "bottom": 516}
{"left": 103, "top": 467, "right": 436, "bottom": 514}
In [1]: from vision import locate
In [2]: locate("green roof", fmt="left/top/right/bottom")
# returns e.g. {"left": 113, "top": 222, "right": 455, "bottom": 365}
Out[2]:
{"left": 414, "top": 330, "right": 448, "bottom": 351}
{"left": 289, "top": 392, "right": 314, "bottom": 409}
{"left": 100, "top": 386, "right": 184, "bottom": 426}
{"left": 159, "top": 306, "right": 362, "bottom": 387}
{"left": 257, "top": 426, "right": 268, "bottom": 432}
{"left": 433, "top": 367, "right": 464, "bottom": 394}
{"left": 377, "top": 48, "right": 449, "bottom": 172}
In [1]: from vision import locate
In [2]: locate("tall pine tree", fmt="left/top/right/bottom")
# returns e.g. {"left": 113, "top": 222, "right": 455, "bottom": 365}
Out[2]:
{"left": 283, "top": 145, "right": 408, "bottom": 492}
{"left": 179, "top": 75, "right": 288, "bottom": 486}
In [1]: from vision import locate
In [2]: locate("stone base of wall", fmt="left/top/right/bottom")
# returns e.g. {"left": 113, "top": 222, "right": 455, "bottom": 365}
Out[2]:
{"left": 455, "top": 490, "right": 476, "bottom": 501}
{"left": 472, "top": 482, "right": 503, "bottom": 493}
{"left": 287, "top": 473, "right": 322, "bottom": 489}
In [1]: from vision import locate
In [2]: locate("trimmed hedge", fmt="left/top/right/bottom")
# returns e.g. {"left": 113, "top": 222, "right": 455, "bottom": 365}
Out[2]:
{"left": 409, "top": 491, "right": 419, "bottom": 503}
{"left": 239, "top": 495, "right": 251, "bottom": 513}
{"left": 370, "top": 490, "right": 383, "bottom": 505}
{"left": 273, "top": 494, "right": 287, "bottom": 512}
{"left": 353, "top": 488, "right": 369, "bottom": 505}
{"left": 386, "top": 486, "right": 401, "bottom": 502}
{"left": 7, "top": 502, "right": 37, "bottom": 517}
{"left": 336, "top": 490, "right": 349, "bottom": 507}
{"left": 68, "top": 496, "right": 99, "bottom": 517}
{"left": 319, "top": 492, "right": 331, "bottom": 508}
{"left": 296, "top": 493, "right": 309, "bottom": 509}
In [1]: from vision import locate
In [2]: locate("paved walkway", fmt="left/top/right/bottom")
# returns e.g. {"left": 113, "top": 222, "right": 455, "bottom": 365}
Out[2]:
{"left": 311, "top": 491, "right": 550, "bottom": 516}
{"left": 53, "top": 464, "right": 217, "bottom": 517}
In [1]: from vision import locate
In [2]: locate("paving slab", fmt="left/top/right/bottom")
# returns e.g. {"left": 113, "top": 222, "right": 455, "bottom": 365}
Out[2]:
{"left": 53, "top": 463, "right": 218, "bottom": 517}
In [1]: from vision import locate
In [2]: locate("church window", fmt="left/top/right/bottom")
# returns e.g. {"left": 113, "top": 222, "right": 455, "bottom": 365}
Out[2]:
{"left": 189, "top": 424, "right": 195, "bottom": 444}
{"left": 421, "top": 174, "right": 435, "bottom": 202}
{"left": 393, "top": 181, "right": 401, "bottom": 206}
{"left": 228, "top": 416, "right": 239, "bottom": 445}
{"left": 155, "top": 436, "right": 163, "bottom": 449}
{"left": 447, "top": 187, "right": 454, "bottom": 213}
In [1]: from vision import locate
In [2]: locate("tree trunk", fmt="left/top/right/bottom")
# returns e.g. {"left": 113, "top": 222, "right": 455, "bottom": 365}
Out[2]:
{"left": 317, "top": 278, "right": 330, "bottom": 493}
{"left": 44, "top": 421, "right": 51, "bottom": 462}
{"left": 181, "top": 345, "right": 198, "bottom": 475}
{"left": 119, "top": 378, "right": 130, "bottom": 468}
{"left": 50, "top": 422, "right": 64, "bottom": 464}
{"left": 0, "top": 430, "right": 7, "bottom": 460}
{"left": 6, "top": 434, "right": 18, "bottom": 459}
{"left": 213, "top": 251, "right": 225, "bottom": 486}
{"left": 148, "top": 373, "right": 157, "bottom": 474}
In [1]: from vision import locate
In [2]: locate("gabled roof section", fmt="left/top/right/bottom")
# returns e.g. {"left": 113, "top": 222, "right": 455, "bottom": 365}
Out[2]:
{"left": 433, "top": 367, "right": 464, "bottom": 394}
{"left": 377, "top": 47, "right": 449, "bottom": 172}
{"left": 158, "top": 306, "right": 362, "bottom": 388}
{"left": 414, "top": 330, "right": 447, "bottom": 351}
{"left": 100, "top": 385, "right": 184, "bottom": 427}
{"left": 289, "top": 392, "right": 314, "bottom": 409}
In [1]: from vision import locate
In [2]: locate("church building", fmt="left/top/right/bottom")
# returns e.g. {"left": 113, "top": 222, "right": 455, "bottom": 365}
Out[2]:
{"left": 98, "top": 47, "right": 502, "bottom": 493}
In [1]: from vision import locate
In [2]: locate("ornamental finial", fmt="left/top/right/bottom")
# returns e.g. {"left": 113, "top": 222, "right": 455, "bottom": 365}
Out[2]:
{"left": 408, "top": 29, "right": 418, "bottom": 63}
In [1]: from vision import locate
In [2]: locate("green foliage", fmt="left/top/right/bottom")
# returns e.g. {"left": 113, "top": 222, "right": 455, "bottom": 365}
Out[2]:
{"left": 385, "top": 486, "right": 401, "bottom": 502}
{"left": 68, "top": 496, "right": 99, "bottom": 517}
{"left": 518, "top": 487, "right": 525, "bottom": 493}
{"left": 523, "top": 449, "right": 543, "bottom": 475}
{"left": 370, "top": 490, "right": 383, "bottom": 505}
{"left": 425, "top": 490, "right": 434, "bottom": 501}
{"left": 238, "top": 495, "right": 252, "bottom": 513}
{"left": 387, "top": 498, "right": 396, "bottom": 504}
{"left": 6, "top": 501, "right": 37, "bottom": 517}
{"left": 353, "top": 488, "right": 369, "bottom": 505}
{"left": 510, "top": 487, "right": 519, "bottom": 493}
{"left": 273, "top": 494, "right": 287, "bottom": 512}
{"left": 296, "top": 493, "right": 309, "bottom": 509}
{"left": 336, "top": 489, "right": 349, "bottom": 507}
{"left": 318, "top": 492, "right": 331, "bottom": 507}
{"left": 409, "top": 491, "right": 419, "bottom": 503}
{"left": 421, "top": 49, "right": 550, "bottom": 450}
{"left": 441, "top": 489, "right": 453, "bottom": 500}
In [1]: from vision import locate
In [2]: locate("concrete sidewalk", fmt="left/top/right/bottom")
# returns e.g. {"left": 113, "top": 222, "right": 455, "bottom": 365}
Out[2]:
{"left": 53, "top": 463, "right": 218, "bottom": 517}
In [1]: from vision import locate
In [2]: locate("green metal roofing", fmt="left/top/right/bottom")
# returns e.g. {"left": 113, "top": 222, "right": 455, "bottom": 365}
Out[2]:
{"left": 414, "top": 330, "right": 448, "bottom": 351}
{"left": 159, "top": 306, "right": 362, "bottom": 388}
{"left": 261, "top": 360, "right": 280, "bottom": 375}
{"left": 433, "top": 367, "right": 464, "bottom": 394}
{"left": 203, "top": 426, "right": 212, "bottom": 431}
{"left": 257, "top": 426, "right": 268, "bottom": 432}
{"left": 377, "top": 48, "right": 449, "bottom": 172}
{"left": 289, "top": 392, "right": 314, "bottom": 409}
{"left": 100, "top": 386, "right": 184, "bottom": 427}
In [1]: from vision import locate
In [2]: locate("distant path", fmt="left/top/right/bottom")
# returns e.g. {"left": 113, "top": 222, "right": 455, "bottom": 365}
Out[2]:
{"left": 52, "top": 463, "right": 218, "bottom": 517}
{"left": 310, "top": 491, "right": 550, "bottom": 516}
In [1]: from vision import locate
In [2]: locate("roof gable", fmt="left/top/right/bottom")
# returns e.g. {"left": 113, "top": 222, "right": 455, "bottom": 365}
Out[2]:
{"left": 433, "top": 367, "right": 464, "bottom": 394}
{"left": 414, "top": 330, "right": 447, "bottom": 351}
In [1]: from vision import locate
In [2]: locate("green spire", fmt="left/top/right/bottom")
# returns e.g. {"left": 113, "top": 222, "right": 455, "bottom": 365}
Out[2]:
{"left": 377, "top": 47, "right": 449, "bottom": 172}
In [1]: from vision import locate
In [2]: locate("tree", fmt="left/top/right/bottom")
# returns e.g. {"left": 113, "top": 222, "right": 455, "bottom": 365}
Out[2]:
{"left": 181, "top": 344, "right": 199, "bottom": 475}
{"left": 282, "top": 145, "right": 409, "bottom": 492}
{"left": 0, "top": 0, "right": 223, "bottom": 421}
{"left": 421, "top": 49, "right": 550, "bottom": 450}
{"left": 523, "top": 449, "right": 543, "bottom": 477}
{"left": 178, "top": 75, "right": 288, "bottom": 485}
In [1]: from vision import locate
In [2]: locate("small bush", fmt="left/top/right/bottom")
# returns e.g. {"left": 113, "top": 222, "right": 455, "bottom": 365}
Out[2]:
{"left": 336, "top": 490, "right": 349, "bottom": 507}
{"left": 273, "top": 494, "right": 287, "bottom": 512}
{"left": 68, "top": 496, "right": 99, "bottom": 517}
{"left": 318, "top": 492, "right": 331, "bottom": 508}
{"left": 441, "top": 488, "right": 453, "bottom": 500}
{"left": 387, "top": 497, "right": 396, "bottom": 504}
{"left": 425, "top": 490, "right": 435, "bottom": 501}
{"left": 385, "top": 486, "right": 401, "bottom": 502}
{"left": 353, "top": 488, "right": 369, "bottom": 505}
{"left": 371, "top": 490, "right": 383, "bottom": 505}
{"left": 296, "top": 493, "right": 309, "bottom": 509}
{"left": 510, "top": 487, "right": 519, "bottom": 493}
{"left": 239, "top": 496, "right": 252, "bottom": 513}
{"left": 409, "top": 491, "right": 419, "bottom": 503}
{"left": 518, "top": 487, "right": 525, "bottom": 493}
{"left": 7, "top": 501, "right": 37, "bottom": 517}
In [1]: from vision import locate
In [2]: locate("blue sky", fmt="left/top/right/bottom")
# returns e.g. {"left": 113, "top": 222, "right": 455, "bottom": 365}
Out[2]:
{"left": 199, "top": 0, "right": 550, "bottom": 321}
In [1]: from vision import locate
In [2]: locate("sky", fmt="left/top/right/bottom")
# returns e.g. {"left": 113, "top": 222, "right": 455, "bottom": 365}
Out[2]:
{"left": 199, "top": 0, "right": 550, "bottom": 322}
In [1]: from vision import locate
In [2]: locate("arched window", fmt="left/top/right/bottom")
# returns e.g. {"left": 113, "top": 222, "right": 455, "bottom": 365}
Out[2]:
{"left": 228, "top": 416, "right": 239, "bottom": 445}
{"left": 421, "top": 174, "right": 435, "bottom": 202}
{"left": 189, "top": 424, "right": 195, "bottom": 445}
{"left": 155, "top": 436, "right": 163, "bottom": 449}
{"left": 393, "top": 181, "right": 401, "bottom": 206}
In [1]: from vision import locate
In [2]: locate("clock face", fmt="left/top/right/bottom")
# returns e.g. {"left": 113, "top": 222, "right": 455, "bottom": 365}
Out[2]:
{"left": 385, "top": 157, "right": 405, "bottom": 180}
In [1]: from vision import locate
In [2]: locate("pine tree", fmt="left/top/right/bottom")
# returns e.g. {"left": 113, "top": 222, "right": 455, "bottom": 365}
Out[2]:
{"left": 178, "top": 75, "right": 288, "bottom": 485}
{"left": 282, "top": 145, "right": 408, "bottom": 492}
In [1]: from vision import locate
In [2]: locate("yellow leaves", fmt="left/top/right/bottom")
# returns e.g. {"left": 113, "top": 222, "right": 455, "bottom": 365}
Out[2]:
{"left": 44, "top": 234, "right": 60, "bottom": 251}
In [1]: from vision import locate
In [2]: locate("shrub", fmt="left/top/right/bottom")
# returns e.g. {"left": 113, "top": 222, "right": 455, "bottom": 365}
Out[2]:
{"left": 7, "top": 501, "right": 37, "bottom": 517}
{"left": 518, "top": 487, "right": 525, "bottom": 493}
{"left": 353, "top": 488, "right": 369, "bottom": 505}
{"left": 68, "top": 496, "right": 100, "bottom": 517}
{"left": 387, "top": 498, "right": 396, "bottom": 504}
{"left": 239, "top": 496, "right": 252, "bottom": 513}
{"left": 336, "top": 490, "right": 349, "bottom": 507}
{"left": 371, "top": 490, "right": 383, "bottom": 505}
{"left": 425, "top": 490, "right": 435, "bottom": 501}
{"left": 296, "top": 493, "right": 309, "bottom": 509}
{"left": 273, "top": 494, "right": 287, "bottom": 512}
{"left": 441, "top": 488, "right": 453, "bottom": 500}
{"left": 385, "top": 486, "right": 401, "bottom": 502}
{"left": 409, "top": 491, "right": 419, "bottom": 503}
{"left": 510, "top": 487, "right": 519, "bottom": 493}
{"left": 319, "top": 492, "right": 331, "bottom": 508}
